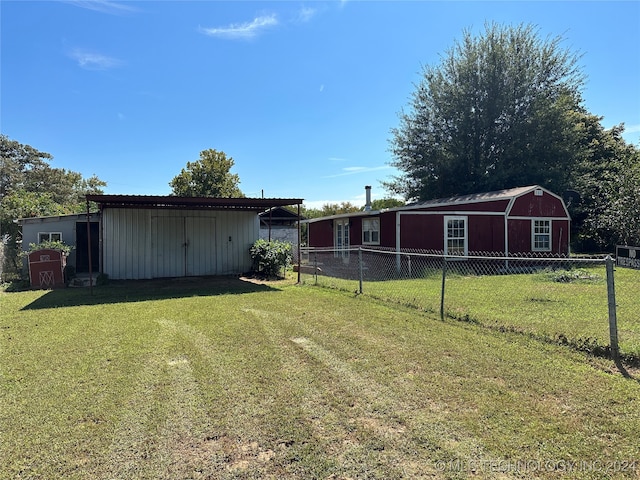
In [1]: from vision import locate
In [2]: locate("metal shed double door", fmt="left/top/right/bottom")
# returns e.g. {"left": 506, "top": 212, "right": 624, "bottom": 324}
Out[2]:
{"left": 152, "top": 215, "right": 216, "bottom": 277}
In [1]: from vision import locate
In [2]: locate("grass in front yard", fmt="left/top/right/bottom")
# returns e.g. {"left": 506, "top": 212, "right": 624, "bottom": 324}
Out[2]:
{"left": 1, "top": 278, "right": 639, "bottom": 479}
{"left": 305, "top": 266, "right": 640, "bottom": 358}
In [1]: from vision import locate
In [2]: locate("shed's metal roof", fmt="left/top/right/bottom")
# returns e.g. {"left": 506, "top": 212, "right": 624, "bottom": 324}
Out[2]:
{"left": 86, "top": 195, "right": 303, "bottom": 212}
{"left": 17, "top": 212, "right": 100, "bottom": 224}
{"left": 407, "top": 185, "right": 535, "bottom": 208}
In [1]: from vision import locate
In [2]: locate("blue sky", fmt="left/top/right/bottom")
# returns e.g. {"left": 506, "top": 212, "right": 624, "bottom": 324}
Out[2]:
{"left": 2, "top": 1, "right": 639, "bottom": 208}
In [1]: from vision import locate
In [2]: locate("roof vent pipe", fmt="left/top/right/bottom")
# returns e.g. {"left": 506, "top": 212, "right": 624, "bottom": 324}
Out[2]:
{"left": 364, "top": 185, "right": 372, "bottom": 211}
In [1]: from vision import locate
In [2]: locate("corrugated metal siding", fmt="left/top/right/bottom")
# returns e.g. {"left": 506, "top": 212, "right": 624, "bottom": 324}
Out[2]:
{"left": 152, "top": 215, "right": 184, "bottom": 278}
{"left": 102, "top": 209, "right": 258, "bottom": 279}
{"left": 103, "top": 208, "right": 152, "bottom": 279}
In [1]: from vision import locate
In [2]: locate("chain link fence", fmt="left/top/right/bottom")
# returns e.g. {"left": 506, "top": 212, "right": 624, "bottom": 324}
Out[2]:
{"left": 0, "top": 235, "right": 5, "bottom": 283}
{"left": 299, "top": 247, "right": 640, "bottom": 362}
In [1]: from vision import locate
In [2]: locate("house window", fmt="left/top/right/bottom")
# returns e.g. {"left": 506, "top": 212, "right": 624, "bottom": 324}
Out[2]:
{"left": 362, "top": 218, "right": 380, "bottom": 245}
{"left": 444, "top": 216, "right": 467, "bottom": 256}
{"left": 38, "top": 232, "right": 62, "bottom": 243}
{"left": 334, "top": 219, "right": 350, "bottom": 257}
{"left": 532, "top": 219, "right": 551, "bottom": 251}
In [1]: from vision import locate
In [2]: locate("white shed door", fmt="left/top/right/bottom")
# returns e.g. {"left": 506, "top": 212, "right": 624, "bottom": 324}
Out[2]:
{"left": 153, "top": 216, "right": 216, "bottom": 277}
{"left": 185, "top": 216, "right": 216, "bottom": 276}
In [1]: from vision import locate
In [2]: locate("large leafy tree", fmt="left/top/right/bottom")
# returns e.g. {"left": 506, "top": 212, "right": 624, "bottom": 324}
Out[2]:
{"left": 1, "top": 135, "right": 106, "bottom": 210}
{"left": 569, "top": 116, "right": 640, "bottom": 249}
{"left": 386, "top": 23, "right": 585, "bottom": 201}
{"left": 170, "top": 149, "right": 244, "bottom": 197}
{"left": 1, "top": 134, "right": 52, "bottom": 199}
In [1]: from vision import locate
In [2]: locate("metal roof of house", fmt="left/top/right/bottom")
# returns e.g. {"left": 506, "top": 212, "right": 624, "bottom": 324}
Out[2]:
{"left": 86, "top": 194, "right": 303, "bottom": 212}
{"left": 259, "top": 206, "right": 305, "bottom": 220}
{"left": 17, "top": 212, "right": 100, "bottom": 224}
{"left": 403, "top": 185, "right": 539, "bottom": 209}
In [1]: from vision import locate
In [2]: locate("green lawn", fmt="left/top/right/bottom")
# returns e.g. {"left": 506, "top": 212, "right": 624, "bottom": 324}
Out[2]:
{"left": 303, "top": 266, "right": 640, "bottom": 358}
{"left": 1, "top": 277, "right": 639, "bottom": 479}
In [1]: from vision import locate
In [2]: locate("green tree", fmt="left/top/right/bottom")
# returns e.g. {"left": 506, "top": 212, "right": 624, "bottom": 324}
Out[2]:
{"left": 1, "top": 134, "right": 52, "bottom": 199}
{"left": 301, "top": 202, "right": 360, "bottom": 219}
{"left": 569, "top": 116, "right": 640, "bottom": 250}
{"left": 368, "top": 198, "right": 405, "bottom": 211}
{"left": 386, "top": 23, "right": 585, "bottom": 201}
{"left": 599, "top": 155, "right": 640, "bottom": 247}
{"left": 170, "top": 149, "right": 244, "bottom": 197}
{"left": 1, "top": 135, "right": 106, "bottom": 212}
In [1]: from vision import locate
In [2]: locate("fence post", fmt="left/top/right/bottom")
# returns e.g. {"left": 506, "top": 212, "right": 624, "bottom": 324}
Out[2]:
{"left": 358, "top": 247, "right": 363, "bottom": 294}
{"left": 605, "top": 255, "right": 620, "bottom": 362}
{"left": 314, "top": 252, "right": 318, "bottom": 285}
{"left": 407, "top": 255, "right": 412, "bottom": 278}
{"left": 440, "top": 256, "right": 447, "bottom": 320}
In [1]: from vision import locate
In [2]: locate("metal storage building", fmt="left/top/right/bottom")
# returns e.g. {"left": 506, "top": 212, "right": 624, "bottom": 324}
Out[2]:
{"left": 86, "top": 195, "right": 303, "bottom": 280}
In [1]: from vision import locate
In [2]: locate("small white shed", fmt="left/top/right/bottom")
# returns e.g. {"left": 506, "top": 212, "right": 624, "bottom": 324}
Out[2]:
{"left": 18, "top": 212, "right": 100, "bottom": 274}
{"left": 86, "top": 195, "right": 303, "bottom": 280}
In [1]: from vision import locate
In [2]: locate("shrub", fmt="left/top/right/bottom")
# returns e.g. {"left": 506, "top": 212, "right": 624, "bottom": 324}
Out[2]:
{"left": 250, "top": 239, "right": 292, "bottom": 278}
{"left": 22, "top": 240, "right": 74, "bottom": 257}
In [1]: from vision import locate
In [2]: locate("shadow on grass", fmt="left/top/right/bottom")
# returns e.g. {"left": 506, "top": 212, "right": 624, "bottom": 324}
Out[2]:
{"left": 20, "top": 276, "right": 282, "bottom": 310}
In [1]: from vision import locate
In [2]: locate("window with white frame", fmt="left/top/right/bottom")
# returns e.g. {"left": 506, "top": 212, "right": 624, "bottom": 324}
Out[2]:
{"left": 444, "top": 216, "right": 467, "bottom": 256}
{"left": 532, "top": 219, "right": 551, "bottom": 251}
{"left": 334, "top": 219, "right": 350, "bottom": 257}
{"left": 362, "top": 218, "right": 380, "bottom": 245}
{"left": 38, "top": 232, "right": 62, "bottom": 243}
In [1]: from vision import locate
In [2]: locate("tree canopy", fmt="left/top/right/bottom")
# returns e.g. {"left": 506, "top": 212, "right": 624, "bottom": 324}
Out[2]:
{"left": 569, "top": 116, "right": 640, "bottom": 249}
{"left": 169, "top": 149, "right": 244, "bottom": 198}
{"left": 386, "top": 23, "right": 585, "bottom": 201}
{"left": 368, "top": 198, "right": 405, "bottom": 211}
{"left": 301, "top": 202, "right": 361, "bottom": 220}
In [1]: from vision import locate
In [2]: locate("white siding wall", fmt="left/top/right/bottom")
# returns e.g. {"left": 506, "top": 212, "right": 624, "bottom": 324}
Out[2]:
{"left": 259, "top": 226, "right": 298, "bottom": 245}
{"left": 102, "top": 208, "right": 259, "bottom": 279}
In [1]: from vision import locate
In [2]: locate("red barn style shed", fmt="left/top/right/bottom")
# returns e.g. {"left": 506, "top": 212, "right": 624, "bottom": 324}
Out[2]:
{"left": 28, "top": 249, "right": 66, "bottom": 288}
{"left": 305, "top": 185, "right": 571, "bottom": 256}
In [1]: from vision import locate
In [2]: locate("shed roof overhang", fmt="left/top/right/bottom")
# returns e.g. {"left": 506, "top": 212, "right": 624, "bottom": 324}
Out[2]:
{"left": 86, "top": 195, "right": 304, "bottom": 212}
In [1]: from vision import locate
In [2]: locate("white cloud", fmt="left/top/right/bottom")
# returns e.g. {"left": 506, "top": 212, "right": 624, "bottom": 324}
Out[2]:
{"left": 199, "top": 14, "right": 278, "bottom": 40}
{"left": 624, "top": 124, "right": 640, "bottom": 133}
{"left": 69, "top": 49, "right": 123, "bottom": 70}
{"left": 323, "top": 166, "right": 391, "bottom": 178}
{"left": 296, "top": 6, "right": 317, "bottom": 23}
{"left": 64, "top": 0, "right": 136, "bottom": 15}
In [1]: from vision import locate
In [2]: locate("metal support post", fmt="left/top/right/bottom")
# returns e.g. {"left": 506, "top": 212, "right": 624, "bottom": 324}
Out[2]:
{"left": 358, "top": 247, "right": 363, "bottom": 294}
{"left": 605, "top": 255, "right": 620, "bottom": 362}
